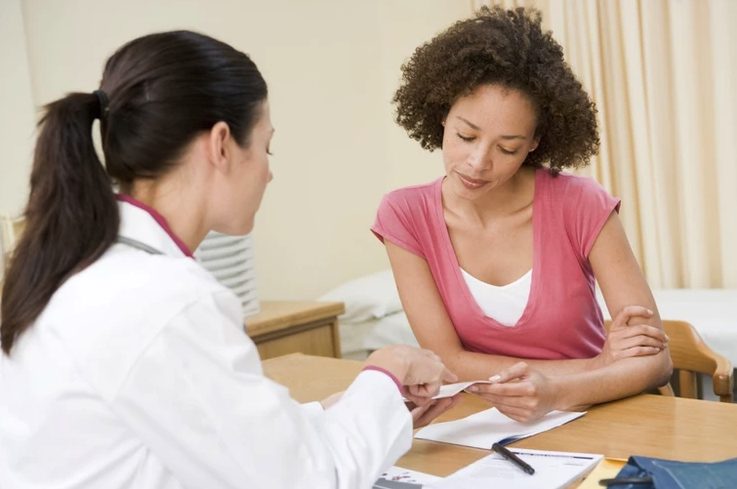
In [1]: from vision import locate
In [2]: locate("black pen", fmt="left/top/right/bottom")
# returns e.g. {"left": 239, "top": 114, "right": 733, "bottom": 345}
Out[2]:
{"left": 491, "top": 442, "right": 535, "bottom": 475}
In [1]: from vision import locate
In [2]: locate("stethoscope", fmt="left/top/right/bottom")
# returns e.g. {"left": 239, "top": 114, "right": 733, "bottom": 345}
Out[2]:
{"left": 115, "top": 236, "right": 163, "bottom": 255}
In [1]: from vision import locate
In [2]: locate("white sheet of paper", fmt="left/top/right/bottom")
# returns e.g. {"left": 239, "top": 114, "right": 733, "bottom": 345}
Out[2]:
{"left": 403, "top": 381, "right": 492, "bottom": 402}
{"left": 431, "top": 380, "right": 491, "bottom": 399}
{"left": 414, "top": 407, "right": 585, "bottom": 449}
{"left": 428, "top": 448, "right": 603, "bottom": 489}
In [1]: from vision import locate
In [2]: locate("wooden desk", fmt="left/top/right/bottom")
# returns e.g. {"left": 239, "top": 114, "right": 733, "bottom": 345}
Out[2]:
{"left": 263, "top": 353, "right": 737, "bottom": 478}
{"left": 245, "top": 301, "right": 344, "bottom": 359}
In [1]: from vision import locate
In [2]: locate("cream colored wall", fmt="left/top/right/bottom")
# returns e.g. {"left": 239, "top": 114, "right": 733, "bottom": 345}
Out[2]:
{"left": 0, "top": 0, "right": 36, "bottom": 216}
{"left": 4, "top": 0, "right": 471, "bottom": 299}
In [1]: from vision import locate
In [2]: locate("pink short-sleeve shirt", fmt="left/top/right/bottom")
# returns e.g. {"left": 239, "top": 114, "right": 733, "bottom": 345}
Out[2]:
{"left": 372, "top": 169, "right": 621, "bottom": 360}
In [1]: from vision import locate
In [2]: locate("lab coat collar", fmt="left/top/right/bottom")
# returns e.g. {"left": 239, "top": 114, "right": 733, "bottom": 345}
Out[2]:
{"left": 116, "top": 194, "right": 194, "bottom": 258}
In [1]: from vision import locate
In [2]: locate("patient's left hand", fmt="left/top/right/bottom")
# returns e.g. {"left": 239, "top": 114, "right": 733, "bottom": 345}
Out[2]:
{"left": 405, "top": 395, "right": 460, "bottom": 428}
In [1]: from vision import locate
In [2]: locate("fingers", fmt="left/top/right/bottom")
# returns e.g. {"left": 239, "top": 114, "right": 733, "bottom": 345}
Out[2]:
{"left": 619, "top": 305, "right": 654, "bottom": 320}
{"left": 467, "top": 361, "right": 529, "bottom": 394}
{"left": 611, "top": 330, "right": 666, "bottom": 349}
{"left": 607, "top": 324, "right": 669, "bottom": 356}
{"left": 369, "top": 346, "right": 456, "bottom": 400}
{"left": 484, "top": 379, "right": 538, "bottom": 397}
{"left": 616, "top": 345, "right": 664, "bottom": 358}
{"left": 493, "top": 403, "right": 544, "bottom": 423}
{"left": 406, "top": 384, "right": 435, "bottom": 405}
{"left": 466, "top": 364, "right": 555, "bottom": 422}
{"left": 611, "top": 305, "right": 653, "bottom": 328}
{"left": 604, "top": 306, "right": 667, "bottom": 364}
{"left": 411, "top": 396, "right": 459, "bottom": 428}
{"left": 474, "top": 384, "right": 548, "bottom": 422}
{"left": 489, "top": 361, "right": 529, "bottom": 384}
{"left": 402, "top": 347, "right": 456, "bottom": 400}
{"left": 405, "top": 394, "right": 432, "bottom": 407}
{"left": 612, "top": 323, "right": 667, "bottom": 343}
{"left": 407, "top": 365, "right": 457, "bottom": 403}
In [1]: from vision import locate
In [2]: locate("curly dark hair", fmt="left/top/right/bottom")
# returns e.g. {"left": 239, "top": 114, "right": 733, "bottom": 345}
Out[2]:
{"left": 393, "top": 6, "right": 599, "bottom": 171}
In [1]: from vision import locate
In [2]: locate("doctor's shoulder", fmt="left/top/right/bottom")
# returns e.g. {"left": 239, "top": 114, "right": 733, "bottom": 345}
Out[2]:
{"left": 55, "top": 248, "right": 240, "bottom": 332}
{"left": 26, "top": 248, "right": 246, "bottom": 403}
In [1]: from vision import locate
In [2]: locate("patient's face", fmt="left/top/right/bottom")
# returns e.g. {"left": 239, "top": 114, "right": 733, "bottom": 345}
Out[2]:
{"left": 441, "top": 83, "right": 538, "bottom": 200}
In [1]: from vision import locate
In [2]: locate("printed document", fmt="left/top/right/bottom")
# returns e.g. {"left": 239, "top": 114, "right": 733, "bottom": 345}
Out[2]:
{"left": 414, "top": 407, "right": 585, "bottom": 449}
{"left": 430, "top": 448, "right": 602, "bottom": 489}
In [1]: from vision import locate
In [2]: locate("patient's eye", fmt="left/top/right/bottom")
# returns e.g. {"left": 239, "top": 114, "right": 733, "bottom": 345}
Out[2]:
{"left": 499, "top": 146, "right": 518, "bottom": 155}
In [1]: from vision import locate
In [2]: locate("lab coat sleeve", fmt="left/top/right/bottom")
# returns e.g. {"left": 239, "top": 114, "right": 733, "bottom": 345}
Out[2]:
{"left": 300, "top": 401, "right": 325, "bottom": 420}
{"left": 109, "top": 296, "right": 412, "bottom": 489}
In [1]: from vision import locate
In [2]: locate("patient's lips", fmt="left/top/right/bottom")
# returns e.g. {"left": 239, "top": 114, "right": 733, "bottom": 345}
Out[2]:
{"left": 457, "top": 172, "right": 488, "bottom": 189}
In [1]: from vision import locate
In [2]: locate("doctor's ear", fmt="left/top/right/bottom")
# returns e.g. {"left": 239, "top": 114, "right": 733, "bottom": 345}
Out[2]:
{"left": 208, "top": 121, "right": 233, "bottom": 172}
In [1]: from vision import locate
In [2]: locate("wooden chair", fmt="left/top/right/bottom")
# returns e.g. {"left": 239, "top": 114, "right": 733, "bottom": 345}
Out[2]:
{"left": 664, "top": 320, "right": 733, "bottom": 402}
{"left": 1, "top": 215, "right": 26, "bottom": 276}
{"left": 605, "top": 319, "right": 734, "bottom": 402}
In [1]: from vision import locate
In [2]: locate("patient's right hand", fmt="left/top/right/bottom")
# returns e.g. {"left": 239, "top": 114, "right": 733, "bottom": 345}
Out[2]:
{"left": 469, "top": 361, "right": 558, "bottom": 422}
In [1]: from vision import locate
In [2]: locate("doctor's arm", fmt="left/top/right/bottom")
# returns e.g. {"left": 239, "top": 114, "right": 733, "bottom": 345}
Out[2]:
{"left": 110, "top": 298, "right": 445, "bottom": 489}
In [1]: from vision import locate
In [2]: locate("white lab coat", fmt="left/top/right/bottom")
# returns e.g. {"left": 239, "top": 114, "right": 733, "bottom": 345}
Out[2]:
{"left": 0, "top": 201, "right": 412, "bottom": 489}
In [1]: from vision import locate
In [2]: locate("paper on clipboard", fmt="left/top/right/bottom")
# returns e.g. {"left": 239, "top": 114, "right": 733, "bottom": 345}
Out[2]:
{"left": 430, "top": 448, "right": 603, "bottom": 489}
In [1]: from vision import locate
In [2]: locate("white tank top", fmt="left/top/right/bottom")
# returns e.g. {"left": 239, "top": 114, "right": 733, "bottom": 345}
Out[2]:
{"left": 460, "top": 268, "right": 532, "bottom": 327}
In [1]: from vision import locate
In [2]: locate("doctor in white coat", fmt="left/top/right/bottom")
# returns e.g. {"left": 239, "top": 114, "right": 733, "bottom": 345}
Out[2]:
{"left": 0, "top": 31, "right": 457, "bottom": 489}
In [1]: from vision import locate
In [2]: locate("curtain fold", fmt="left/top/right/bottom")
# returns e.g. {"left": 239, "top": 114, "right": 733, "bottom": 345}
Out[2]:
{"left": 473, "top": 0, "right": 737, "bottom": 288}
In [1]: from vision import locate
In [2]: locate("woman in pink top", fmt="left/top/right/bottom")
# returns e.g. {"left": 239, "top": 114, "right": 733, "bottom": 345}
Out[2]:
{"left": 372, "top": 7, "right": 673, "bottom": 422}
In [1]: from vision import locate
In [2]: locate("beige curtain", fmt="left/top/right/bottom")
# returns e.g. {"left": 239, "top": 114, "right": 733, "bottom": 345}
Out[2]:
{"left": 473, "top": 0, "right": 737, "bottom": 288}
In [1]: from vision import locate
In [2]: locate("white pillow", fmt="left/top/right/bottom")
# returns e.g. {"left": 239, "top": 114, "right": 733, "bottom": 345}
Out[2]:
{"left": 319, "top": 270, "right": 403, "bottom": 324}
{"left": 364, "top": 310, "right": 419, "bottom": 351}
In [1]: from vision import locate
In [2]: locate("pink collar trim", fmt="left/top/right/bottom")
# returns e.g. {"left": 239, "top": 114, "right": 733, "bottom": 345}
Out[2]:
{"left": 115, "top": 194, "right": 194, "bottom": 258}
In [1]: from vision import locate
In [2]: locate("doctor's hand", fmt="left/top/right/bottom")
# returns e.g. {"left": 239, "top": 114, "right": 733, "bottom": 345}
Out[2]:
{"left": 366, "top": 345, "right": 457, "bottom": 407}
{"left": 405, "top": 395, "right": 460, "bottom": 429}
{"left": 320, "top": 391, "right": 344, "bottom": 410}
{"left": 467, "top": 362, "right": 559, "bottom": 423}
{"left": 595, "top": 305, "right": 668, "bottom": 368}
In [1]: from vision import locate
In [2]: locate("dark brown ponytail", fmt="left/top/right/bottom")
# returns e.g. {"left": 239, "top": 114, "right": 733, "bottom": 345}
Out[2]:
{"left": 1, "top": 93, "right": 118, "bottom": 353}
{"left": 1, "top": 31, "right": 267, "bottom": 354}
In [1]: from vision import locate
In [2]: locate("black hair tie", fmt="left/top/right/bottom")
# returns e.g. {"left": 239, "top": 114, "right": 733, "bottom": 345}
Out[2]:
{"left": 92, "top": 89, "right": 109, "bottom": 119}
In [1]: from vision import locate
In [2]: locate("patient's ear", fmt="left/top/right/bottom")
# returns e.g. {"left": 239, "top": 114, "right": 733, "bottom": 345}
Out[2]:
{"left": 529, "top": 135, "right": 540, "bottom": 153}
{"left": 531, "top": 131, "right": 541, "bottom": 152}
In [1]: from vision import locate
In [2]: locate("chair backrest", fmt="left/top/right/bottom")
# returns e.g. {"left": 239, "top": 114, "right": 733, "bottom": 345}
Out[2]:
{"left": 605, "top": 319, "right": 734, "bottom": 402}
{"left": 664, "top": 320, "right": 733, "bottom": 402}
{"left": 1, "top": 215, "right": 26, "bottom": 280}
